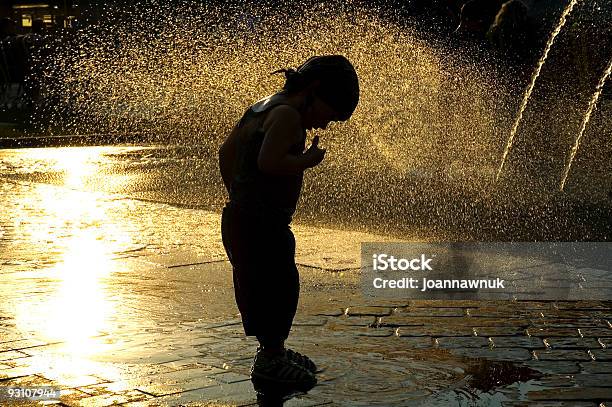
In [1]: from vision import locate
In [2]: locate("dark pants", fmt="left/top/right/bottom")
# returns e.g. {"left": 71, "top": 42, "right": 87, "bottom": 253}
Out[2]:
{"left": 221, "top": 205, "right": 300, "bottom": 345}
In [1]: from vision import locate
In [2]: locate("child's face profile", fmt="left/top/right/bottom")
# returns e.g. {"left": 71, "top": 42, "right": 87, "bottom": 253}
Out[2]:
{"left": 308, "top": 94, "right": 340, "bottom": 130}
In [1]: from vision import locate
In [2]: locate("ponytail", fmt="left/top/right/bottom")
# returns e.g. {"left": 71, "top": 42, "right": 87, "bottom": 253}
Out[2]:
{"left": 271, "top": 68, "right": 306, "bottom": 92}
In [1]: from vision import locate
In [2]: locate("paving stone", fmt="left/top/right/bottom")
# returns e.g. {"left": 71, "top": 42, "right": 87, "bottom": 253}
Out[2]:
{"left": 109, "top": 399, "right": 163, "bottom": 406}
{"left": 355, "top": 327, "right": 395, "bottom": 337}
{"left": 396, "top": 326, "right": 475, "bottom": 337}
{"left": 44, "top": 374, "right": 108, "bottom": 389}
{"left": 191, "top": 356, "right": 227, "bottom": 369}
{"left": 52, "top": 388, "right": 96, "bottom": 407}
{"left": 199, "top": 319, "right": 243, "bottom": 329}
{"left": 345, "top": 306, "right": 393, "bottom": 317}
{"left": 409, "top": 299, "right": 482, "bottom": 308}
{"left": 490, "top": 337, "right": 545, "bottom": 349}
{"left": 313, "top": 309, "right": 344, "bottom": 317}
{"left": 580, "top": 362, "right": 612, "bottom": 373}
{"left": 436, "top": 337, "right": 490, "bottom": 349}
{"left": 473, "top": 326, "right": 527, "bottom": 336}
{"left": 592, "top": 350, "right": 612, "bottom": 361}
{"left": 555, "top": 301, "right": 610, "bottom": 310}
{"left": 397, "top": 337, "right": 435, "bottom": 348}
{"left": 450, "top": 347, "right": 532, "bottom": 361}
{"left": 2, "top": 374, "right": 57, "bottom": 387}
{"left": 368, "top": 300, "right": 411, "bottom": 308}
{"left": 147, "top": 365, "right": 225, "bottom": 382}
{"left": 0, "top": 350, "right": 30, "bottom": 361}
{"left": 100, "top": 349, "right": 184, "bottom": 365}
{"left": 465, "top": 308, "right": 536, "bottom": 318}
{"left": 209, "top": 371, "right": 251, "bottom": 384}
{"left": 138, "top": 250, "right": 215, "bottom": 268}
{"left": 76, "top": 383, "right": 117, "bottom": 397}
{"left": 96, "top": 363, "right": 177, "bottom": 382}
{"left": 158, "top": 358, "right": 212, "bottom": 371}
{"left": 128, "top": 380, "right": 257, "bottom": 406}
{"left": 574, "top": 373, "right": 612, "bottom": 387}
{"left": 218, "top": 356, "right": 253, "bottom": 370}
{"left": 578, "top": 327, "right": 612, "bottom": 337}
{"left": 399, "top": 307, "right": 466, "bottom": 317}
{"left": 502, "top": 401, "right": 596, "bottom": 407}
{"left": 535, "top": 350, "right": 592, "bottom": 361}
{"left": 535, "top": 374, "right": 577, "bottom": 387}
{"left": 76, "top": 390, "right": 150, "bottom": 407}
{"left": 377, "top": 315, "right": 427, "bottom": 327}
{"left": 0, "top": 364, "right": 44, "bottom": 379}
{"left": 136, "top": 375, "right": 218, "bottom": 397}
{"left": 527, "top": 327, "right": 580, "bottom": 337}
{"left": 598, "top": 337, "right": 612, "bottom": 348}
{"left": 525, "top": 361, "right": 581, "bottom": 374}
{"left": 328, "top": 316, "right": 377, "bottom": 327}
{"left": 539, "top": 310, "right": 609, "bottom": 319}
{"left": 0, "top": 338, "right": 49, "bottom": 352}
{"left": 464, "top": 317, "right": 531, "bottom": 327}
{"left": 293, "top": 316, "right": 328, "bottom": 326}
{"left": 15, "top": 342, "right": 67, "bottom": 357}
{"left": 529, "top": 319, "right": 605, "bottom": 328}
{"left": 91, "top": 366, "right": 221, "bottom": 397}
{"left": 284, "top": 396, "right": 333, "bottom": 406}
{"left": 545, "top": 337, "right": 601, "bottom": 349}
{"left": 529, "top": 387, "right": 612, "bottom": 401}
{"left": 186, "top": 379, "right": 257, "bottom": 402}
{"left": 0, "top": 360, "right": 18, "bottom": 368}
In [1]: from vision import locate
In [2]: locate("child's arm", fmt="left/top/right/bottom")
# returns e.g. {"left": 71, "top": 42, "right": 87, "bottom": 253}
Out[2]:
{"left": 258, "top": 106, "right": 326, "bottom": 175}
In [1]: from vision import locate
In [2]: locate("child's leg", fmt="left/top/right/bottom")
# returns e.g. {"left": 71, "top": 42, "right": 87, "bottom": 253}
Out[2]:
{"left": 222, "top": 206, "right": 300, "bottom": 343}
{"left": 256, "top": 335, "right": 285, "bottom": 355}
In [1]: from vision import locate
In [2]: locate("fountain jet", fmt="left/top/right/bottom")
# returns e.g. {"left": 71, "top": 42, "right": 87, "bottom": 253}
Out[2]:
{"left": 560, "top": 56, "right": 612, "bottom": 191}
{"left": 495, "top": 0, "right": 581, "bottom": 181}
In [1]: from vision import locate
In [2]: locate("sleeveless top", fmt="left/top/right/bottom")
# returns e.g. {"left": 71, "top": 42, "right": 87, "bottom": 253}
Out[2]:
{"left": 228, "top": 93, "right": 307, "bottom": 224}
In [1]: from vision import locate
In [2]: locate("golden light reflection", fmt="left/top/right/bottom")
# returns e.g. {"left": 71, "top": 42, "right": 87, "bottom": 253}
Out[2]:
{"left": 25, "top": 147, "right": 102, "bottom": 188}
{"left": 9, "top": 147, "right": 135, "bottom": 383}
{"left": 43, "top": 231, "right": 115, "bottom": 352}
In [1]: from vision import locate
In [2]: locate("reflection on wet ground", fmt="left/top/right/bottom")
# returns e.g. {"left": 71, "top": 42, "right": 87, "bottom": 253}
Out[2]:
{"left": 1, "top": 146, "right": 611, "bottom": 406}
{"left": 0, "top": 145, "right": 223, "bottom": 209}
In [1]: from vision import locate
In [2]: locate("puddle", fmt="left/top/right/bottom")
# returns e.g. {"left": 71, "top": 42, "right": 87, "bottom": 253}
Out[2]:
{"left": 251, "top": 346, "right": 544, "bottom": 406}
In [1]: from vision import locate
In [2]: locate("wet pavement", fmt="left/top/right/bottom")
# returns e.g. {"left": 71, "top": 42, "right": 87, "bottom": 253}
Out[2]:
{"left": 1, "top": 145, "right": 611, "bottom": 406}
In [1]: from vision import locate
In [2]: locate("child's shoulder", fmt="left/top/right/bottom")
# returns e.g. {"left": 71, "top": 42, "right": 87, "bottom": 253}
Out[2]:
{"left": 252, "top": 94, "right": 297, "bottom": 115}
{"left": 263, "top": 104, "right": 301, "bottom": 131}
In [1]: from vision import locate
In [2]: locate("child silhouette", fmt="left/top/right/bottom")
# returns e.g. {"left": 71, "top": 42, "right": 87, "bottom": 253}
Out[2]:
{"left": 219, "top": 55, "right": 359, "bottom": 388}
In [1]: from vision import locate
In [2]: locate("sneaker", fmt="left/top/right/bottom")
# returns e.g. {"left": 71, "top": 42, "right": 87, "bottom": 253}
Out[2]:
{"left": 285, "top": 348, "right": 317, "bottom": 373}
{"left": 251, "top": 350, "right": 316, "bottom": 391}
{"left": 256, "top": 347, "right": 318, "bottom": 374}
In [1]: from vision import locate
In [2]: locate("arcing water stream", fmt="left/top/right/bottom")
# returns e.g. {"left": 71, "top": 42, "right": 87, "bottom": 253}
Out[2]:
{"left": 560, "top": 55, "right": 612, "bottom": 191}
{"left": 495, "top": 0, "right": 581, "bottom": 181}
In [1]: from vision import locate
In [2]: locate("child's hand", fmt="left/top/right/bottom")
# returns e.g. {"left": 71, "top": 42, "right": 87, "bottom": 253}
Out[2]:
{"left": 303, "top": 136, "right": 326, "bottom": 168}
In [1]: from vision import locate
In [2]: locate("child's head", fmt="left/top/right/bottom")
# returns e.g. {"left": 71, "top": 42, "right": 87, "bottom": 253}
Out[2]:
{"left": 274, "top": 55, "right": 359, "bottom": 126}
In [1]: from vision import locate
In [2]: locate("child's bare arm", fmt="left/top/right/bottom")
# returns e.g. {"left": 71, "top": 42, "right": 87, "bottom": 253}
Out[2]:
{"left": 258, "top": 106, "right": 325, "bottom": 175}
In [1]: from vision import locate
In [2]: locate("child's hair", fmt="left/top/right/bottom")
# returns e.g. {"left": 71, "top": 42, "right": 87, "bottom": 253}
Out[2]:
{"left": 272, "top": 55, "right": 359, "bottom": 121}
